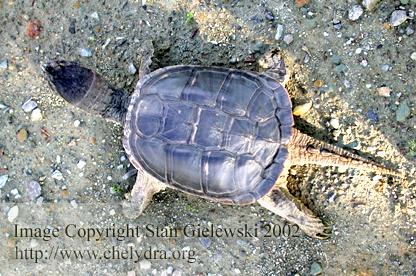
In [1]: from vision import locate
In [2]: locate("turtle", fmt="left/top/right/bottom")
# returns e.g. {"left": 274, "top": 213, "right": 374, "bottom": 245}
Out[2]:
{"left": 42, "top": 52, "right": 401, "bottom": 239}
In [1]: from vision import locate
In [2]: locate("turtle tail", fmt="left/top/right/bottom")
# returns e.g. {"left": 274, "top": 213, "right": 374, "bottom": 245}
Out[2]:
{"left": 42, "top": 60, "right": 129, "bottom": 124}
{"left": 287, "top": 129, "right": 403, "bottom": 177}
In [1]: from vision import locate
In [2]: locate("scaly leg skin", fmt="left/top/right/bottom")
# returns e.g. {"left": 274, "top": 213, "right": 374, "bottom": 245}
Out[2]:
{"left": 122, "top": 169, "right": 166, "bottom": 219}
{"left": 257, "top": 169, "right": 331, "bottom": 239}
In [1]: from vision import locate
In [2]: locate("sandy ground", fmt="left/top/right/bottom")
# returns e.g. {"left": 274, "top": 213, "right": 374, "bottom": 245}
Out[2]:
{"left": 0, "top": 0, "right": 415, "bottom": 275}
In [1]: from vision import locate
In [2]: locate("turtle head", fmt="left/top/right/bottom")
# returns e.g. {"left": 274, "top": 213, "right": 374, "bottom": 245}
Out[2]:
{"left": 42, "top": 60, "right": 94, "bottom": 105}
{"left": 42, "top": 60, "right": 128, "bottom": 124}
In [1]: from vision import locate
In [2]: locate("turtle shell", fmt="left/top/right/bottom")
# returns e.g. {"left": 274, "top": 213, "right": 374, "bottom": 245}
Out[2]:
{"left": 123, "top": 65, "right": 293, "bottom": 205}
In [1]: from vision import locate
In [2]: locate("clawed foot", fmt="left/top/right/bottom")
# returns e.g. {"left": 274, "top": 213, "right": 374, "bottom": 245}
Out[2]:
{"left": 258, "top": 187, "right": 332, "bottom": 239}
{"left": 296, "top": 214, "right": 332, "bottom": 239}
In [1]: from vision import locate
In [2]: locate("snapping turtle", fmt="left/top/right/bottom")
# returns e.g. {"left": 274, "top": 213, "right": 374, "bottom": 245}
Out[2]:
{"left": 43, "top": 53, "right": 400, "bottom": 239}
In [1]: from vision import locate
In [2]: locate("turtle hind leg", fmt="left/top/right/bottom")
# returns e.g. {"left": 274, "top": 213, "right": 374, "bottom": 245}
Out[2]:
{"left": 122, "top": 169, "right": 166, "bottom": 219}
{"left": 257, "top": 186, "right": 331, "bottom": 239}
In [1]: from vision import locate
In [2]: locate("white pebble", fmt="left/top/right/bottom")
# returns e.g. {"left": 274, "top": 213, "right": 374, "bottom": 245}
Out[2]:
{"left": 109, "top": 209, "right": 116, "bottom": 216}
{"left": 107, "top": 175, "right": 112, "bottom": 181}
{"left": 79, "top": 48, "right": 93, "bottom": 57}
{"left": 360, "top": 60, "right": 368, "bottom": 67}
{"left": 10, "top": 188, "right": 19, "bottom": 195}
{"left": 275, "top": 24, "right": 284, "bottom": 41}
{"left": 26, "top": 181, "right": 41, "bottom": 201}
{"left": 51, "top": 170, "right": 64, "bottom": 180}
{"left": 31, "top": 108, "right": 43, "bottom": 121}
{"left": 166, "top": 266, "right": 174, "bottom": 274}
{"left": 77, "top": 160, "right": 86, "bottom": 169}
{"left": 73, "top": 120, "right": 81, "bottom": 127}
{"left": 0, "top": 175, "right": 8, "bottom": 189}
{"left": 139, "top": 259, "right": 151, "bottom": 270}
{"left": 8, "top": 206, "right": 19, "bottom": 222}
{"left": 348, "top": 5, "right": 364, "bottom": 21}
{"left": 22, "top": 99, "right": 38, "bottom": 113}
{"left": 70, "top": 199, "right": 78, "bottom": 208}
{"left": 90, "top": 12, "right": 99, "bottom": 20}
{"left": 127, "top": 271, "right": 136, "bottom": 276}
{"left": 355, "top": 48, "right": 362, "bottom": 54}
{"left": 411, "top": 52, "right": 416, "bottom": 61}
{"left": 283, "top": 34, "right": 293, "bottom": 45}
{"left": 0, "top": 59, "right": 8, "bottom": 70}
{"left": 330, "top": 118, "right": 340, "bottom": 129}
{"left": 128, "top": 63, "right": 137, "bottom": 75}
{"left": 390, "top": 10, "right": 408, "bottom": 27}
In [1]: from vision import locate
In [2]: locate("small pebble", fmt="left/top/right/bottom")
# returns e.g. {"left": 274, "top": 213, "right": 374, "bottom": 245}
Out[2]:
{"left": 127, "top": 271, "right": 136, "bottom": 276}
{"left": 17, "top": 129, "right": 28, "bottom": 143}
{"left": 283, "top": 34, "right": 294, "bottom": 45}
{"left": 348, "top": 5, "right": 364, "bottom": 21}
{"left": 90, "top": 12, "right": 99, "bottom": 20}
{"left": 362, "top": 0, "right": 381, "bottom": 11}
{"left": 310, "top": 261, "right": 323, "bottom": 275}
{"left": 406, "top": 26, "right": 414, "bottom": 36}
{"left": 410, "top": 52, "right": 416, "bottom": 61}
{"left": 73, "top": 120, "right": 81, "bottom": 127}
{"left": 27, "top": 19, "right": 42, "bottom": 39}
{"left": 295, "top": 0, "right": 310, "bottom": 8}
{"left": 275, "top": 24, "right": 284, "bottom": 41}
{"left": 22, "top": 99, "right": 37, "bottom": 113}
{"left": 77, "top": 160, "right": 86, "bottom": 169}
{"left": 0, "top": 60, "right": 8, "bottom": 70}
{"left": 360, "top": 60, "right": 368, "bottom": 67}
{"left": 380, "top": 64, "right": 390, "bottom": 72}
{"left": 0, "top": 175, "right": 8, "bottom": 188}
{"left": 396, "top": 101, "right": 410, "bottom": 122}
{"left": 70, "top": 200, "right": 78, "bottom": 208}
{"left": 26, "top": 181, "right": 41, "bottom": 200}
{"left": 122, "top": 169, "right": 137, "bottom": 180}
{"left": 139, "top": 259, "right": 151, "bottom": 270}
{"left": 31, "top": 108, "right": 43, "bottom": 121}
{"left": 367, "top": 110, "right": 379, "bottom": 123}
{"left": 200, "top": 237, "right": 212, "bottom": 248}
{"left": 11, "top": 188, "right": 21, "bottom": 199}
{"left": 333, "top": 19, "right": 342, "bottom": 30}
{"left": 330, "top": 118, "right": 340, "bottom": 129}
{"left": 8, "top": 206, "right": 19, "bottom": 222}
{"left": 51, "top": 170, "right": 64, "bottom": 180}
{"left": 264, "top": 10, "right": 274, "bottom": 21}
{"left": 79, "top": 48, "right": 93, "bottom": 57}
{"left": 390, "top": 10, "right": 408, "bottom": 27}
{"left": 331, "top": 55, "right": 342, "bottom": 65}
{"left": 109, "top": 209, "right": 116, "bottom": 216}
{"left": 166, "top": 266, "right": 174, "bottom": 274}
{"left": 128, "top": 63, "right": 137, "bottom": 75}
{"left": 377, "top": 86, "right": 391, "bottom": 97}
{"left": 293, "top": 101, "right": 313, "bottom": 116}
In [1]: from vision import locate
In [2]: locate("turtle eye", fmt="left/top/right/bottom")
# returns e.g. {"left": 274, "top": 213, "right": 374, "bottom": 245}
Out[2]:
{"left": 43, "top": 61, "right": 94, "bottom": 104}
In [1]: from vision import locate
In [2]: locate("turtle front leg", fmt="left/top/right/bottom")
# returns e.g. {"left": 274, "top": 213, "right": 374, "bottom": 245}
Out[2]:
{"left": 122, "top": 169, "right": 166, "bottom": 218}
